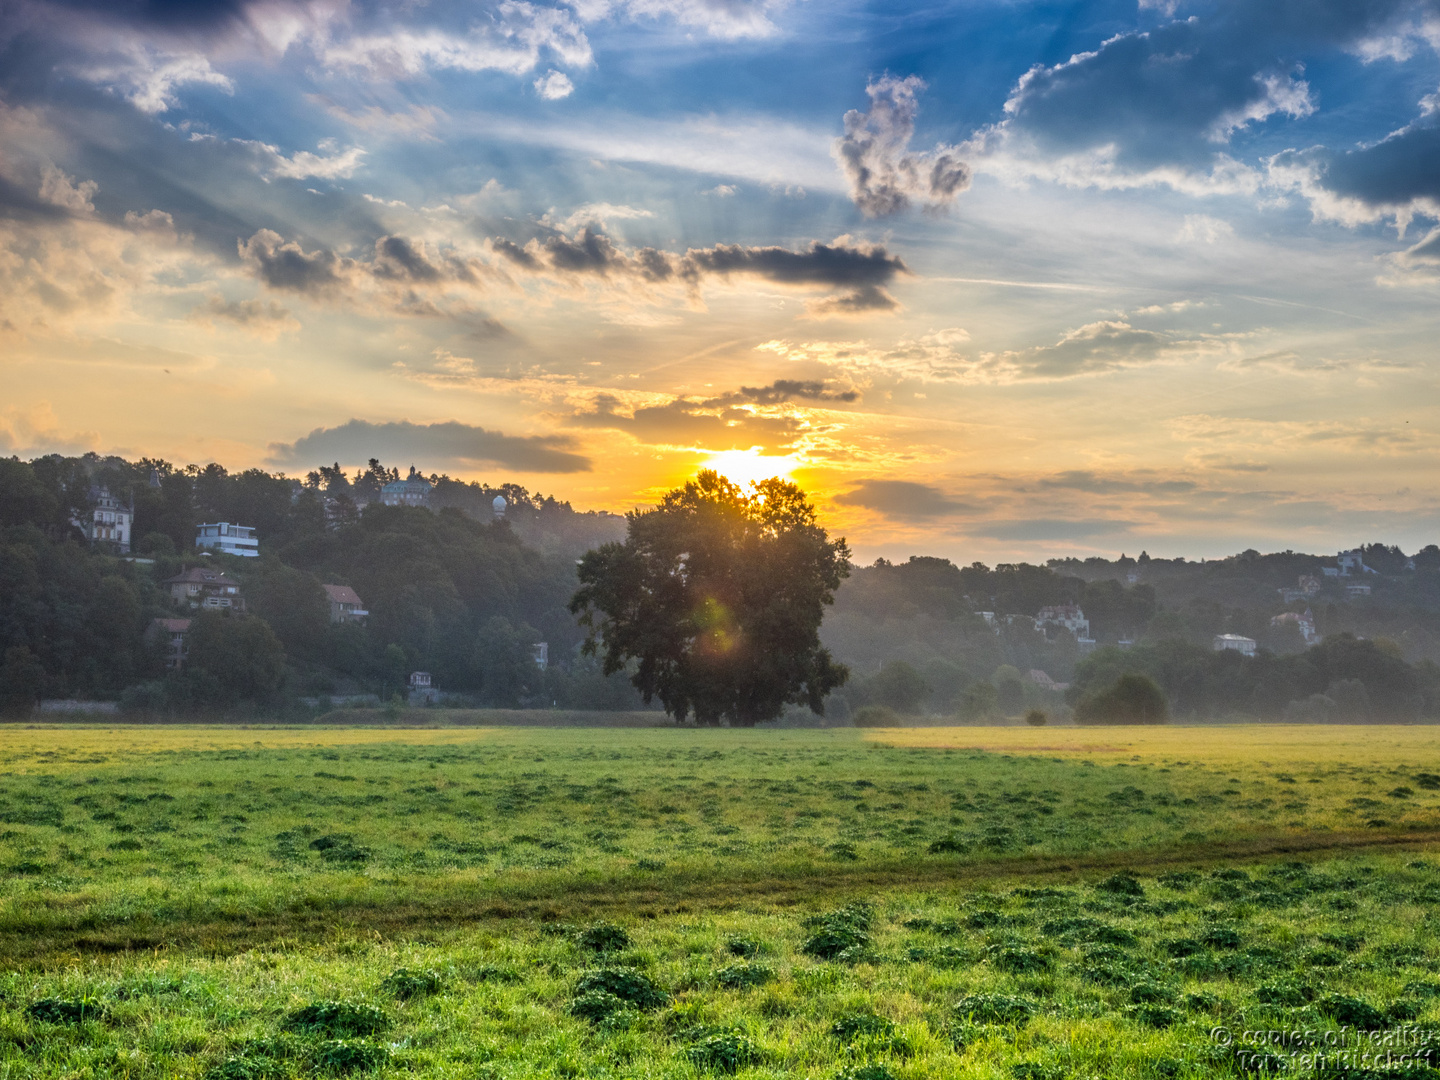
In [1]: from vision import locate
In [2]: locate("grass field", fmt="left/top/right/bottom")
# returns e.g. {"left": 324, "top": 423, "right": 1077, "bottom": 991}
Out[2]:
{"left": 3, "top": 723, "right": 1440, "bottom": 1078}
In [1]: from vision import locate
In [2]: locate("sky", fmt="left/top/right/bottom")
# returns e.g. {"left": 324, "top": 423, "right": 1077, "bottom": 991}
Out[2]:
{"left": 2, "top": 0, "right": 1439, "bottom": 563}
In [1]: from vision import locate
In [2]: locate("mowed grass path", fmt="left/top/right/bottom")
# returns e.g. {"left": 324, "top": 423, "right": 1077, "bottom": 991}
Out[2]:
{"left": 0, "top": 725, "right": 1438, "bottom": 958}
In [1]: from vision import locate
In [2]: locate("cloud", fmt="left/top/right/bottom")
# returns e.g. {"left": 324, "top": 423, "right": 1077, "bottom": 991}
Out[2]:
{"left": 266, "top": 418, "right": 592, "bottom": 473}
{"left": 534, "top": 69, "right": 574, "bottom": 99}
{"left": 971, "top": 0, "right": 1428, "bottom": 195}
{"left": 708, "top": 379, "right": 858, "bottom": 405}
{"left": 318, "top": 3, "right": 593, "bottom": 78}
{"left": 492, "top": 228, "right": 909, "bottom": 313}
{"left": 37, "top": 167, "right": 98, "bottom": 213}
{"left": 833, "top": 76, "right": 970, "bottom": 217}
{"left": 1172, "top": 413, "right": 1433, "bottom": 454}
{"left": 1270, "top": 111, "right": 1440, "bottom": 229}
{"left": 757, "top": 329, "right": 975, "bottom": 383}
{"left": 969, "top": 518, "right": 1134, "bottom": 542}
{"left": 834, "top": 479, "right": 973, "bottom": 520}
{"left": 191, "top": 294, "right": 300, "bottom": 339}
{"left": 566, "top": 393, "right": 809, "bottom": 452}
{"left": 1177, "top": 214, "right": 1235, "bottom": 244}
{"left": 244, "top": 141, "right": 367, "bottom": 181}
{"left": 239, "top": 229, "right": 353, "bottom": 294}
{"left": 576, "top": 0, "right": 789, "bottom": 39}
{"left": 1036, "top": 471, "right": 1198, "bottom": 496}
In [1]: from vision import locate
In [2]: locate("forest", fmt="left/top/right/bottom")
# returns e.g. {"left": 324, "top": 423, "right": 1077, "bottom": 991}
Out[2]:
{"left": 3, "top": 452, "right": 1440, "bottom": 722}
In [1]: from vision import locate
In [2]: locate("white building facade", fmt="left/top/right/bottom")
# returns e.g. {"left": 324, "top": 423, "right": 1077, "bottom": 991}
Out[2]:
{"left": 78, "top": 486, "right": 134, "bottom": 552}
{"left": 195, "top": 522, "right": 259, "bottom": 557}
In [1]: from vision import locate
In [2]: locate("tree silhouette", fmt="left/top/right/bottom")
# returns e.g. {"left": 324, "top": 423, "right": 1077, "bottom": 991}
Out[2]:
{"left": 570, "top": 471, "right": 850, "bottom": 726}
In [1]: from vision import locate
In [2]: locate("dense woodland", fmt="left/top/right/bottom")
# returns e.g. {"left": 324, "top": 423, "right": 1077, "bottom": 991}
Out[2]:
{"left": 2, "top": 452, "right": 1440, "bottom": 722}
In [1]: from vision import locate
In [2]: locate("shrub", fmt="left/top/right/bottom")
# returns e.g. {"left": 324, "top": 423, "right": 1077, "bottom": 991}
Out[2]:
{"left": 852, "top": 705, "right": 901, "bottom": 728}
{"left": 683, "top": 1031, "right": 761, "bottom": 1073}
{"left": 282, "top": 1001, "right": 389, "bottom": 1038}
{"left": 577, "top": 922, "right": 630, "bottom": 952}
{"left": 802, "top": 904, "right": 874, "bottom": 960}
{"left": 26, "top": 997, "right": 107, "bottom": 1024}
{"left": 573, "top": 968, "right": 667, "bottom": 1010}
{"left": 1025, "top": 710, "right": 1048, "bottom": 727}
{"left": 830, "top": 1013, "right": 895, "bottom": 1041}
{"left": 313, "top": 1039, "right": 388, "bottom": 1073}
{"left": 380, "top": 967, "right": 443, "bottom": 999}
{"left": 725, "top": 935, "right": 761, "bottom": 958}
{"left": 1076, "top": 673, "right": 1169, "bottom": 725}
{"left": 954, "top": 994, "right": 1033, "bottom": 1025}
{"left": 715, "top": 963, "right": 775, "bottom": 990}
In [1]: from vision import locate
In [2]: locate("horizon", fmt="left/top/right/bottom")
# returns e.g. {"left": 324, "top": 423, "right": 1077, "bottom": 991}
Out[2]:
{"left": 3, "top": 0, "right": 1439, "bottom": 566}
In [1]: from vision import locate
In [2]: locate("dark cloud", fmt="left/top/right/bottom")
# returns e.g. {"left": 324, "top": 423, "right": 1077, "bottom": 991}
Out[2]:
{"left": 266, "top": 418, "right": 591, "bottom": 473}
{"left": 1012, "top": 320, "right": 1191, "bottom": 378}
{"left": 492, "top": 228, "right": 909, "bottom": 313}
{"left": 1275, "top": 118, "right": 1440, "bottom": 222}
{"left": 970, "top": 518, "right": 1133, "bottom": 541}
{"left": 238, "top": 229, "right": 352, "bottom": 294}
{"left": 834, "top": 479, "right": 973, "bottom": 520}
{"left": 1036, "top": 470, "right": 1198, "bottom": 495}
{"left": 834, "top": 75, "right": 970, "bottom": 217}
{"left": 1397, "top": 225, "right": 1440, "bottom": 266}
{"left": 29, "top": 0, "right": 259, "bottom": 33}
{"left": 709, "top": 379, "right": 858, "bottom": 405}
{"left": 567, "top": 394, "right": 806, "bottom": 452}
{"left": 991, "top": 0, "right": 1430, "bottom": 187}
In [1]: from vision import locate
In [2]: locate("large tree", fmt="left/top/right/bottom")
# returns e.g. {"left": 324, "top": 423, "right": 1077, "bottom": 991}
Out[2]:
{"left": 570, "top": 471, "right": 851, "bottom": 726}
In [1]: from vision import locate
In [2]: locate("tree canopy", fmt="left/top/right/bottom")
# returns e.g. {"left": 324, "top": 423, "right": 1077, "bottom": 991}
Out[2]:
{"left": 570, "top": 471, "right": 851, "bottom": 726}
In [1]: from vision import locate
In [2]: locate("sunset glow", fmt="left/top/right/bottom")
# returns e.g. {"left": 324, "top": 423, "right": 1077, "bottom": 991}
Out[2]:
{"left": 702, "top": 450, "right": 801, "bottom": 490}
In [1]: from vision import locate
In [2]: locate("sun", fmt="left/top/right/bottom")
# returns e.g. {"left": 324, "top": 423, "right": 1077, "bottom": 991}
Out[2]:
{"left": 701, "top": 449, "right": 799, "bottom": 489}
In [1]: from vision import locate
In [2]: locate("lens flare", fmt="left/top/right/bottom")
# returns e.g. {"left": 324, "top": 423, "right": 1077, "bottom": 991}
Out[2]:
{"left": 702, "top": 449, "right": 798, "bottom": 488}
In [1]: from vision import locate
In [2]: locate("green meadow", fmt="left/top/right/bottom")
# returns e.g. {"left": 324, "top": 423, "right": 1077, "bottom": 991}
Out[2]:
{"left": 3, "top": 724, "right": 1440, "bottom": 1078}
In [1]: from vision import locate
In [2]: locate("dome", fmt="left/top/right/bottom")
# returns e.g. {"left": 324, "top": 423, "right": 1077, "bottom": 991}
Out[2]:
{"left": 492, "top": 495, "right": 507, "bottom": 516}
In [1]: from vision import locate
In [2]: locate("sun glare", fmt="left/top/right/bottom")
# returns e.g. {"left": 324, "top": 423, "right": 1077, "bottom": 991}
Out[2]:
{"left": 702, "top": 449, "right": 799, "bottom": 489}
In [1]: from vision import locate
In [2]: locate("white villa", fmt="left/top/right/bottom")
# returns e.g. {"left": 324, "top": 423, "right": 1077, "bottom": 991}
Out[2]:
{"left": 195, "top": 522, "right": 258, "bottom": 557}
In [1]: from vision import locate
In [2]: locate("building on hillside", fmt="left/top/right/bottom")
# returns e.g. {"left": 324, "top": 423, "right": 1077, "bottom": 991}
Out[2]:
{"left": 1270, "top": 609, "right": 1319, "bottom": 645}
{"left": 1346, "top": 583, "right": 1372, "bottom": 598}
{"left": 381, "top": 467, "right": 432, "bottom": 507}
{"left": 1213, "top": 633, "right": 1257, "bottom": 656}
{"left": 532, "top": 642, "right": 548, "bottom": 670}
{"left": 493, "top": 495, "right": 507, "bottom": 519}
{"left": 1026, "top": 669, "right": 1070, "bottom": 692}
{"left": 195, "top": 522, "right": 258, "bottom": 557}
{"left": 322, "top": 584, "right": 368, "bottom": 624}
{"left": 74, "top": 485, "right": 134, "bottom": 552}
{"left": 165, "top": 567, "right": 245, "bottom": 611}
{"left": 146, "top": 617, "right": 192, "bottom": 670}
{"left": 409, "top": 670, "right": 439, "bottom": 705}
{"left": 1280, "top": 574, "right": 1324, "bottom": 603}
{"left": 1337, "top": 549, "right": 1378, "bottom": 576}
{"left": 1036, "top": 604, "right": 1091, "bottom": 640}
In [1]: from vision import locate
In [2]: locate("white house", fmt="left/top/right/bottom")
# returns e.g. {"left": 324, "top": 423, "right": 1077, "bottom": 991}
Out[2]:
{"left": 381, "top": 467, "right": 432, "bottom": 507}
{"left": 1037, "top": 604, "right": 1091, "bottom": 639}
{"left": 1270, "top": 609, "right": 1319, "bottom": 645}
{"left": 1337, "top": 549, "right": 1378, "bottom": 576}
{"left": 195, "top": 522, "right": 258, "bottom": 557}
{"left": 1213, "top": 634, "right": 1257, "bottom": 656}
{"left": 532, "top": 642, "right": 549, "bottom": 669}
{"left": 76, "top": 486, "right": 134, "bottom": 552}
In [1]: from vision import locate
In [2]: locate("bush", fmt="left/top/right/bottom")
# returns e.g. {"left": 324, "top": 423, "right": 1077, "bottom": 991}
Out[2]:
{"left": 1075, "top": 673, "right": 1168, "bottom": 725}
{"left": 715, "top": 963, "right": 775, "bottom": 989}
{"left": 282, "top": 1001, "right": 389, "bottom": 1038}
{"left": 684, "top": 1031, "right": 761, "bottom": 1073}
{"left": 954, "top": 993, "right": 1033, "bottom": 1025}
{"left": 576, "top": 922, "right": 630, "bottom": 952}
{"left": 26, "top": 997, "right": 107, "bottom": 1024}
{"left": 802, "top": 904, "right": 874, "bottom": 960}
{"left": 1025, "top": 709, "right": 1048, "bottom": 726}
{"left": 380, "top": 968, "right": 443, "bottom": 999}
{"left": 851, "top": 705, "right": 900, "bottom": 728}
{"left": 573, "top": 968, "right": 667, "bottom": 1010}
{"left": 313, "top": 1039, "right": 388, "bottom": 1073}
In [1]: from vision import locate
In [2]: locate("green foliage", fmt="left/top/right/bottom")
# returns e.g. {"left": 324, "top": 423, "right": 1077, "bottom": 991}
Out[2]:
{"left": 801, "top": 903, "right": 874, "bottom": 960}
{"left": 1075, "top": 672, "right": 1168, "bottom": 725}
{"left": 571, "top": 471, "right": 851, "bottom": 725}
{"left": 573, "top": 969, "right": 668, "bottom": 1010}
{"left": 576, "top": 922, "right": 629, "bottom": 952}
{"left": 313, "top": 1039, "right": 389, "bottom": 1073}
{"left": 851, "top": 705, "right": 900, "bottom": 728}
{"left": 0, "top": 646, "right": 44, "bottom": 717}
{"left": 954, "top": 994, "right": 1033, "bottom": 1025}
{"left": 856, "top": 661, "right": 929, "bottom": 714}
{"left": 682, "top": 1031, "right": 761, "bottom": 1073}
{"left": 1025, "top": 709, "right": 1048, "bottom": 726}
{"left": 282, "top": 1001, "right": 389, "bottom": 1037}
{"left": 380, "top": 967, "right": 443, "bottom": 998}
{"left": 183, "top": 611, "right": 287, "bottom": 704}
{"left": 715, "top": 962, "right": 775, "bottom": 989}
{"left": 26, "top": 997, "right": 108, "bottom": 1024}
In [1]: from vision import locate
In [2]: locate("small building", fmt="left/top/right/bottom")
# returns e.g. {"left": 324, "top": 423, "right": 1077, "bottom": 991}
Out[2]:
{"left": 408, "top": 670, "right": 439, "bottom": 705}
{"left": 1337, "top": 549, "right": 1377, "bottom": 576}
{"left": 493, "top": 495, "right": 507, "bottom": 519}
{"left": 75, "top": 486, "right": 135, "bottom": 552}
{"left": 532, "top": 642, "right": 548, "bottom": 670}
{"left": 381, "top": 467, "right": 432, "bottom": 507}
{"left": 1037, "top": 604, "right": 1091, "bottom": 640}
{"left": 322, "top": 584, "right": 368, "bottom": 624}
{"left": 146, "top": 617, "right": 192, "bottom": 670}
{"left": 195, "top": 522, "right": 258, "bottom": 557}
{"left": 1270, "top": 609, "right": 1319, "bottom": 645}
{"left": 1213, "top": 634, "right": 1257, "bottom": 656}
{"left": 1026, "top": 669, "right": 1070, "bottom": 692}
{"left": 164, "top": 567, "right": 245, "bottom": 611}
{"left": 1346, "top": 583, "right": 1372, "bottom": 598}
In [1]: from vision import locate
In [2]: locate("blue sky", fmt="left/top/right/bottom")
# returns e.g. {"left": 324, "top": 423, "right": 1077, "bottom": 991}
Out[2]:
{"left": 2, "top": 0, "right": 1439, "bottom": 561}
